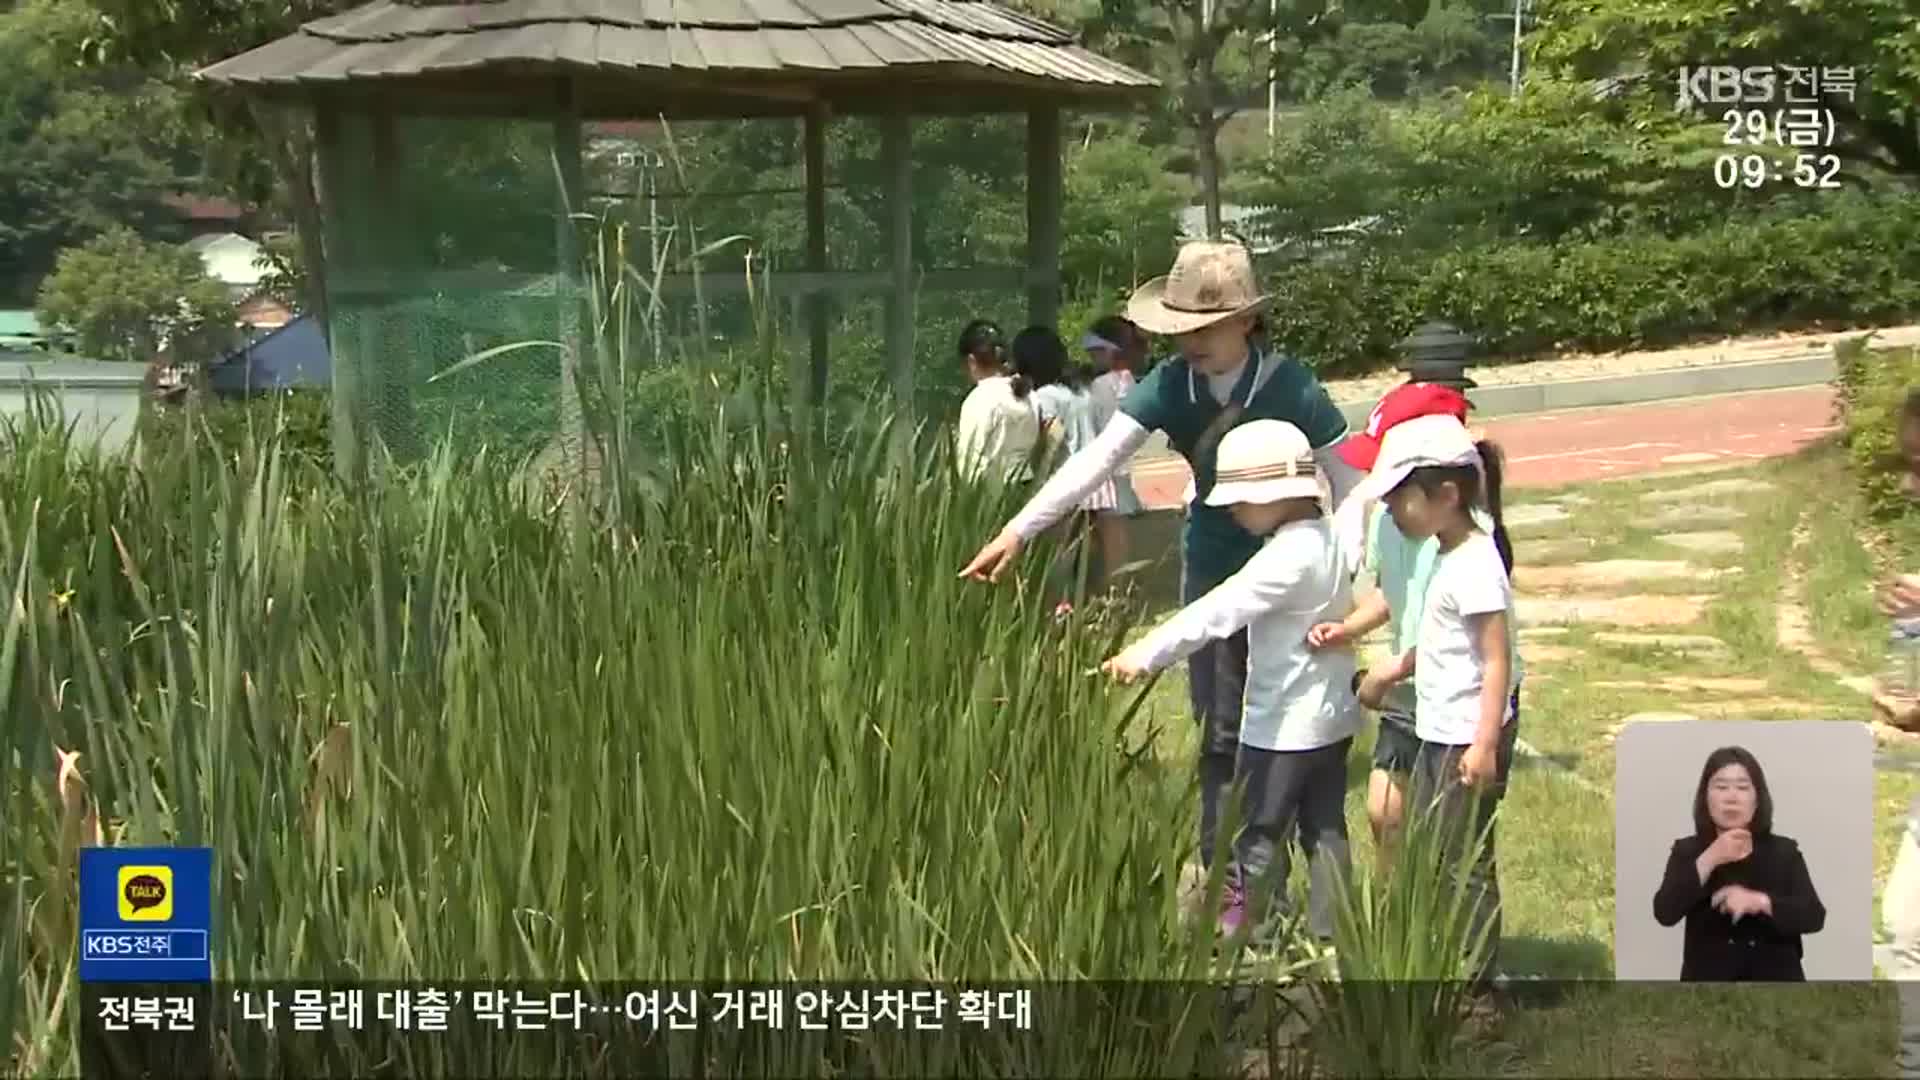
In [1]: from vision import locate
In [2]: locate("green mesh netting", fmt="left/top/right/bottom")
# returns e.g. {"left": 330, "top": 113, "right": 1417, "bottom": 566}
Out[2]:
{"left": 325, "top": 115, "right": 572, "bottom": 469}
{"left": 324, "top": 113, "right": 1049, "bottom": 473}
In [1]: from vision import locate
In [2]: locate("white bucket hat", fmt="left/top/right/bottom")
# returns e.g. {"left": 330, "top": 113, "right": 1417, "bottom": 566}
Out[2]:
{"left": 1126, "top": 241, "right": 1271, "bottom": 337}
{"left": 1205, "top": 419, "right": 1321, "bottom": 507}
{"left": 1351, "top": 413, "right": 1483, "bottom": 504}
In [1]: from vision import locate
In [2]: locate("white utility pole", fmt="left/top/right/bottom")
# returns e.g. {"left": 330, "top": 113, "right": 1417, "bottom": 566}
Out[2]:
{"left": 1507, "top": 0, "right": 1525, "bottom": 96}
{"left": 1265, "top": 0, "right": 1278, "bottom": 141}
{"left": 1487, "top": 0, "right": 1526, "bottom": 96}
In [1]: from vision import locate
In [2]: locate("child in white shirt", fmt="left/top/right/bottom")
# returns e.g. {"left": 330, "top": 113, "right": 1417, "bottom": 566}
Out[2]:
{"left": 1347, "top": 413, "right": 1521, "bottom": 989}
{"left": 1014, "top": 325, "right": 1113, "bottom": 608}
{"left": 953, "top": 319, "right": 1041, "bottom": 486}
{"left": 1102, "top": 419, "right": 1360, "bottom": 945}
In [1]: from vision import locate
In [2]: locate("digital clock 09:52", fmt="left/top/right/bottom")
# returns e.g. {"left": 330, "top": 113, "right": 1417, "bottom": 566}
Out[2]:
{"left": 1714, "top": 153, "right": 1842, "bottom": 190}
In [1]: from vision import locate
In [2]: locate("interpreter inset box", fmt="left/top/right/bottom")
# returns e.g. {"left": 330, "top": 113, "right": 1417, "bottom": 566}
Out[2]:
{"left": 1613, "top": 720, "right": 1872, "bottom": 981}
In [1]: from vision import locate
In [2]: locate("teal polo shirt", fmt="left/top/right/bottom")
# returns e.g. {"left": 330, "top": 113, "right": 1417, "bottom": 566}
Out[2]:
{"left": 1119, "top": 348, "right": 1348, "bottom": 590}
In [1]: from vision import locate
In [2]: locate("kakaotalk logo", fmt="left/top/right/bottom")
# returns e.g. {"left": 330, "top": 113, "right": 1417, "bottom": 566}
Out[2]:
{"left": 117, "top": 865, "right": 173, "bottom": 922}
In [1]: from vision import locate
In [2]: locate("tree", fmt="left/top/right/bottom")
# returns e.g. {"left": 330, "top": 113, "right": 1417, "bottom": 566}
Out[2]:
{"left": 36, "top": 227, "right": 236, "bottom": 363}
{"left": 1060, "top": 134, "right": 1185, "bottom": 290}
{"left": 0, "top": 0, "right": 198, "bottom": 301}
{"left": 72, "top": 0, "right": 360, "bottom": 334}
{"left": 1532, "top": 0, "right": 1920, "bottom": 186}
{"left": 1275, "top": 0, "right": 1507, "bottom": 100}
{"left": 1086, "top": 0, "right": 1339, "bottom": 237}
{"left": 1243, "top": 78, "right": 1797, "bottom": 254}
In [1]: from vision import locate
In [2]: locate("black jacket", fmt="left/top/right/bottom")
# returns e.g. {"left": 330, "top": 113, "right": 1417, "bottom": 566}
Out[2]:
{"left": 1652, "top": 833, "right": 1826, "bottom": 982}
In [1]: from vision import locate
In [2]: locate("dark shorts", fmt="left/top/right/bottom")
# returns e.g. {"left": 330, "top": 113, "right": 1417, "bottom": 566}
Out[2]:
{"left": 1371, "top": 711, "right": 1421, "bottom": 775}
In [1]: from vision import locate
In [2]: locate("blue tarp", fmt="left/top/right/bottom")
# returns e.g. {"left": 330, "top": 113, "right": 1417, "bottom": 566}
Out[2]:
{"left": 208, "top": 315, "right": 330, "bottom": 396}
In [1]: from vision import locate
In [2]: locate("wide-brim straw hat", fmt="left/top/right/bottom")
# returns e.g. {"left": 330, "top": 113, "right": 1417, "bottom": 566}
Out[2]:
{"left": 1126, "top": 240, "right": 1272, "bottom": 337}
{"left": 1204, "top": 419, "right": 1322, "bottom": 506}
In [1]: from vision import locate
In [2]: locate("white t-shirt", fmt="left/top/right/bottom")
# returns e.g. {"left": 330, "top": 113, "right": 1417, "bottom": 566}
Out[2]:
{"left": 1128, "top": 518, "right": 1361, "bottom": 752}
{"left": 955, "top": 375, "right": 1040, "bottom": 485}
{"left": 1414, "top": 530, "right": 1520, "bottom": 745}
{"left": 1031, "top": 383, "right": 1101, "bottom": 459}
{"left": 1030, "top": 382, "right": 1115, "bottom": 510}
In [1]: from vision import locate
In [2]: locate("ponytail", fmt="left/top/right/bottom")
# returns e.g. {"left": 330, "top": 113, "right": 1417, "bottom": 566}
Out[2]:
{"left": 1476, "top": 439, "right": 1513, "bottom": 577}
{"left": 1009, "top": 373, "right": 1032, "bottom": 399}
{"left": 1009, "top": 325, "right": 1068, "bottom": 400}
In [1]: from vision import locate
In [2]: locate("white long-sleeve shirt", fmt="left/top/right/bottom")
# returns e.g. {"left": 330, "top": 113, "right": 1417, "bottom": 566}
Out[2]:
{"left": 955, "top": 375, "right": 1040, "bottom": 485}
{"left": 1126, "top": 517, "right": 1362, "bottom": 751}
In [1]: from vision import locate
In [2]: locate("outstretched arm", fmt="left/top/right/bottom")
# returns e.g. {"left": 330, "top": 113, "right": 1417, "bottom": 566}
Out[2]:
{"left": 1008, "top": 414, "right": 1151, "bottom": 540}
{"left": 1112, "top": 539, "right": 1309, "bottom": 676}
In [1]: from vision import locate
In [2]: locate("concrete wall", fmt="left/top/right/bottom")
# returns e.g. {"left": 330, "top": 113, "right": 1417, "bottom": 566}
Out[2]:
{"left": 0, "top": 362, "right": 144, "bottom": 454}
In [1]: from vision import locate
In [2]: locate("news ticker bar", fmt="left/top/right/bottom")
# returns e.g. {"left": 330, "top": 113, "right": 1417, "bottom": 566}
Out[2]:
{"left": 77, "top": 980, "right": 1897, "bottom": 1080}
{"left": 78, "top": 982, "right": 1281, "bottom": 1079}
{"left": 96, "top": 983, "right": 1036, "bottom": 1036}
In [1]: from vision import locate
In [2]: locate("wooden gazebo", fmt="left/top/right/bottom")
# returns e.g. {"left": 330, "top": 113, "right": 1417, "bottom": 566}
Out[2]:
{"left": 196, "top": 0, "right": 1157, "bottom": 473}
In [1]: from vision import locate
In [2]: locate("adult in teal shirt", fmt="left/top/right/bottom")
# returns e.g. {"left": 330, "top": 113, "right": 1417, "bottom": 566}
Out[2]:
{"left": 961, "top": 241, "right": 1362, "bottom": 874}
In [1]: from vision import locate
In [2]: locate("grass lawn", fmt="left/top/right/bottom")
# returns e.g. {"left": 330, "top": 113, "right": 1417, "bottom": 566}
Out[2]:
{"left": 1117, "top": 441, "right": 1908, "bottom": 1077}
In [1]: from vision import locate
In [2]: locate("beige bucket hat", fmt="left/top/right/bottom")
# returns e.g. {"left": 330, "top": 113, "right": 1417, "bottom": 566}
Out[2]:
{"left": 1125, "top": 240, "right": 1272, "bottom": 337}
{"left": 1205, "top": 419, "right": 1322, "bottom": 506}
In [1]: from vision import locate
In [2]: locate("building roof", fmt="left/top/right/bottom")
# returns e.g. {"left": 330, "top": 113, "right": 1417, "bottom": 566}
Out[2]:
{"left": 210, "top": 314, "right": 331, "bottom": 394}
{"left": 195, "top": 0, "right": 1157, "bottom": 116}
{"left": 237, "top": 293, "right": 296, "bottom": 328}
{"left": 162, "top": 193, "right": 250, "bottom": 221}
{"left": 186, "top": 232, "right": 269, "bottom": 289}
{"left": 1177, "top": 204, "right": 1277, "bottom": 254}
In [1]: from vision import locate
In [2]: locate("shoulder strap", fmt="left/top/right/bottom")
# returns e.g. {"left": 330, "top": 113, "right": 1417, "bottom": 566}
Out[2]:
{"left": 1191, "top": 353, "right": 1279, "bottom": 469}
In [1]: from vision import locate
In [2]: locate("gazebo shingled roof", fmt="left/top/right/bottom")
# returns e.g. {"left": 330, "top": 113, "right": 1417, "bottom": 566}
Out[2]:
{"left": 197, "top": 0, "right": 1155, "bottom": 114}
{"left": 195, "top": 0, "right": 1158, "bottom": 478}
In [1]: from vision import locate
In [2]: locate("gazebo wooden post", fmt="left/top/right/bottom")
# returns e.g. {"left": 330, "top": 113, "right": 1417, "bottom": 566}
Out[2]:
{"left": 553, "top": 82, "right": 588, "bottom": 463}
{"left": 1026, "top": 105, "right": 1063, "bottom": 332}
{"left": 314, "top": 101, "right": 366, "bottom": 481}
{"left": 368, "top": 106, "right": 420, "bottom": 461}
{"left": 881, "top": 103, "right": 914, "bottom": 434}
{"left": 803, "top": 101, "right": 831, "bottom": 420}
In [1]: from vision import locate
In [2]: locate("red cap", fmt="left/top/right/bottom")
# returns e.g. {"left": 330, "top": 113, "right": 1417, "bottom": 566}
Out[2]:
{"left": 1337, "top": 383, "right": 1471, "bottom": 471}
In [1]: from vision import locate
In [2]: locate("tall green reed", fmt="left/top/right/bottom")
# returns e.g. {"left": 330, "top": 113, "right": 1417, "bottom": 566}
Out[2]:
{"left": 1, "top": 369, "right": 1239, "bottom": 1075}
{"left": 1302, "top": 794, "right": 1502, "bottom": 1078}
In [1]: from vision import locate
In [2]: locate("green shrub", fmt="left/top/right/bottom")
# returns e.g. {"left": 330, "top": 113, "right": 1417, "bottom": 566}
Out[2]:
{"left": 1274, "top": 193, "right": 1920, "bottom": 373}
{"left": 137, "top": 389, "right": 334, "bottom": 474}
{"left": 1267, "top": 247, "right": 1426, "bottom": 373}
{"left": 1838, "top": 344, "right": 1920, "bottom": 520}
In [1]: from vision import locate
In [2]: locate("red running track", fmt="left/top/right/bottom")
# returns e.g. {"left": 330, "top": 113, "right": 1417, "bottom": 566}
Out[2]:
{"left": 1129, "top": 385, "right": 1839, "bottom": 509}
